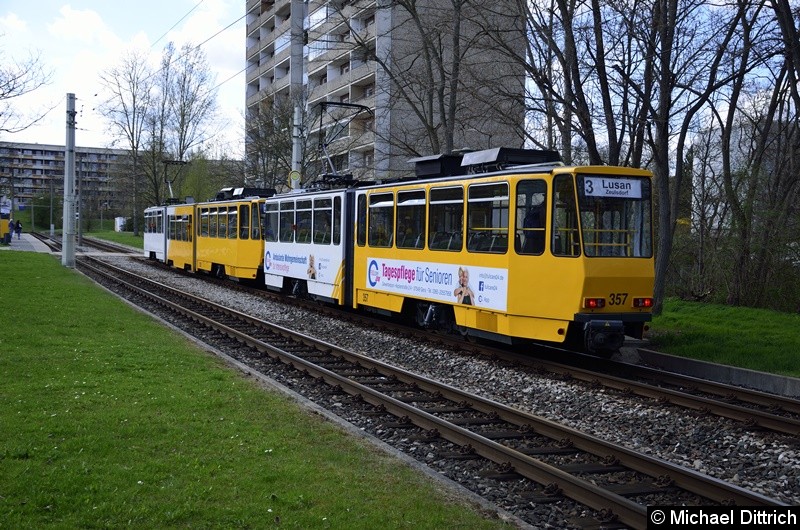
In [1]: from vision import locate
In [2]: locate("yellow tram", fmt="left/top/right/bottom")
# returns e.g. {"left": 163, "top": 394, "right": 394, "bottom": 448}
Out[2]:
{"left": 146, "top": 188, "right": 273, "bottom": 282}
{"left": 194, "top": 196, "right": 267, "bottom": 279}
{"left": 260, "top": 148, "right": 654, "bottom": 354}
{"left": 148, "top": 149, "right": 653, "bottom": 354}
{"left": 348, "top": 150, "right": 653, "bottom": 352}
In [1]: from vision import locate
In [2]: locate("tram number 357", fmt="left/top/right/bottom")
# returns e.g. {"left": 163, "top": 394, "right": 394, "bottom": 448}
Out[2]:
{"left": 608, "top": 293, "right": 628, "bottom": 306}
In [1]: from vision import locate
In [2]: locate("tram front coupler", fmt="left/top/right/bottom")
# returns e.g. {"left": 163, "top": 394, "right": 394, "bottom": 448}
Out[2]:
{"left": 583, "top": 319, "right": 625, "bottom": 354}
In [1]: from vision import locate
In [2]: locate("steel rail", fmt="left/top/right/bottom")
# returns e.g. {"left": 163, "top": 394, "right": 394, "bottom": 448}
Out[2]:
{"left": 81, "top": 258, "right": 788, "bottom": 530}
{"left": 132, "top": 253, "right": 800, "bottom": 435}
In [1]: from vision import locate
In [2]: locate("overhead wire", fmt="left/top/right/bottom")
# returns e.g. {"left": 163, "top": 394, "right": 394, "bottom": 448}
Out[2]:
{"left": 87, "top": 3, "right": 250, "bottom": 139}
{"left": 152, "top": 0, "right": 206, "bottom": 48}
{"left": 91, "top": 3, "right": 248, "bottom": 113}
{"left": 146, "top": 8, "right": 248, "bottom": 95}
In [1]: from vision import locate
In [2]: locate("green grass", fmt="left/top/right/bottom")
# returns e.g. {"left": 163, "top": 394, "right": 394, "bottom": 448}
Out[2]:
{"left": 85, "top": 228, "right": 143, "bottom": 249}
{"left": 649, "top": 298, "right": 800, "bottom": 377}
{"left": 0, "top": 253, "right": 508, "bottom": 529}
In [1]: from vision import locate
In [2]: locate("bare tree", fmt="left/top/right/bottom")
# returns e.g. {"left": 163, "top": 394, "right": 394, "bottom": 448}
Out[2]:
{"left": 770, "top": 0, "right": 800, "bottom": 111}
{"left": 0, "top": 46, "right": 53, "bottom": 135}
{"left": 656, "top": 1, "right": 798, "bottom": 311}
{"left": 717, "top": 49, "right": 799, "bottom": 305}
{"left": 245, "top": 98, "right": 298, "bottom": 191}
{"left": 139, "top": 45, "right": 173, "bottom": 207}
{"left": 358, "top": 0, "right": 464, "bottom": 156}
{"left": 138, "top": 42, "right": 220, "bottom": 205}
{"left": 328, "top": 0, "right": 522, "bottom": 167}
{"left": 167, "top": 44, "right": 218, "bottom": 166}
{"left": 473, "top": 0, "right": 777, "bottom": 314}
{"left": 98, "top": 50, "right": 153, "bottom": 236}
{"left": 471, "top": 0, "right": 654, "bottom": 165}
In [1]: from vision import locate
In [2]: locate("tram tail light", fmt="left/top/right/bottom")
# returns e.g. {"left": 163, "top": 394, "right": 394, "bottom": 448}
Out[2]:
{"left": 633, "top": 297, "right": 654, "bottom": 308}
{"left": 583, "top": 298, "right": 605, "bottom": 309}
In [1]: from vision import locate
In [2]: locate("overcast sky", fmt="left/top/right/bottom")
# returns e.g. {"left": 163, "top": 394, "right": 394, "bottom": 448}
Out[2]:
{"left": 1, "top": 0, "right": 245, "bottom": 153}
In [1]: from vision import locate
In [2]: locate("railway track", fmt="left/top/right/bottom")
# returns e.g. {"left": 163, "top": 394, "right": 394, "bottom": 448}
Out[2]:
{"left": 30, "top": 232, "right": 140, "bottom": 255}
{"left": 282, "top": 288, "right": 800, "bottom": 436}
{"left": 148, "top": 255, "right": 800, "bottom": 438}
{"left": 78, "top": 256, "right": 787, "bottom": 530}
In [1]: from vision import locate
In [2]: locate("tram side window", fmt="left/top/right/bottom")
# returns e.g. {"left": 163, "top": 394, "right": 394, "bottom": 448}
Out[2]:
{"left": 333, "top": 196, "right": 342, "bottom": 245}
{"left": 467, "top": 183, "right": 509, "bottom": 253}
{"left": 209, "top": 207, "right": 218, "bottom": 238}
{"left": 428, "top": 187, "right": 463, "bottom": 251}
{"left": 279, "top": 201, "right": 294, "bottom": 242}
{"left": 396, "top": 190, "right": 425, "bottom": 249}
{"left": 145, "top": 211, "right": 163, "bottom": 233}
{"left": 228, "top": 206, "right": 237, "bottom": 239}
{"left": 171, "top": 216, "right": 178, "bottom": 240}
{"left": 368, "top": 192, "right": 394, "bottom": 247}
{"left": 296, "top": 200, "right": 312, "bottom": 243}
{"left": 552, "top": 175, "right": 581, "bottom": 257}
{"left": 250, "top": 203, "right": 261, "bottom": 239}
{"left": 180, "top": 214, "right": 191, "bottom": 242}
{"left": 515, "top": 180, "right": 547, "bottom": 255}
{"left": 239, "top": 205, "right": 250, "bottom": 239}
{"left": 218, "top": 207, "right": 228, "bottom": 238}
{"left": 259, "top": 202, "right": 267, "bottom": 240}
{"left": 264, "top": 202, "right": 279, "bottom": 242}
{"left": 199, "top": 208, "right": 208, "bottom": 237}
{"left": 167, "top": 215, "right": 189, "bottom": 241}
{"left": 356, "top": 194, "right": 366, "bottom": 246}
{"left": 313, "top": 198, "right": 332, "bottom": 244}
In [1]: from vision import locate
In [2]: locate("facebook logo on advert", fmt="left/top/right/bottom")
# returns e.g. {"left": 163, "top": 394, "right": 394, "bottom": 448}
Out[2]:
{"left": 479, "top": 281, "right": 484, "bottom": 291}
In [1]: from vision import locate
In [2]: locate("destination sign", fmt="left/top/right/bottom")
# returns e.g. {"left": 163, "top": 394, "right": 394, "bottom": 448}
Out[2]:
{"left": 583, "top": 176, "right": 642, "bottom": 198}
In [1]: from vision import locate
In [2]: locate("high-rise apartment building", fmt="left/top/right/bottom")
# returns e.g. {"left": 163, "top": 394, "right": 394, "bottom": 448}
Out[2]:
{"left": 0, "top": 141, "right": 126, "bottom": 220}
{"left": 245, "top": 0, "right": 524, "bottom": 183}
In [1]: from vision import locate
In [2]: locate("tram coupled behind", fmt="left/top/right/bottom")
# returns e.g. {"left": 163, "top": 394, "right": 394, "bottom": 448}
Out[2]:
{"left": 144, "top": 205, "right": 167, "bottom": 262}
{"left": 146, "top": 188, "right": 275, "bottom": 282}
{"left": 262, "top": 189, "right": 354, "bottom": 304}
{"left": 194, "top": 195, "right": 270, "bottom": 281}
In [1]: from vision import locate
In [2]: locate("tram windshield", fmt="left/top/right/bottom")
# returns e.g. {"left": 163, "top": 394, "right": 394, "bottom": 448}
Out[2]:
{"left": 576, "top": 174, "right": 652, "bottom": 258}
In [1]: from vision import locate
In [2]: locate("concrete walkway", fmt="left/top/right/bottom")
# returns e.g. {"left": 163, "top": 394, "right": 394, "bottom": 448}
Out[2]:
{"left": 0, "top": 233, "right": 52, "bottom": 253}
